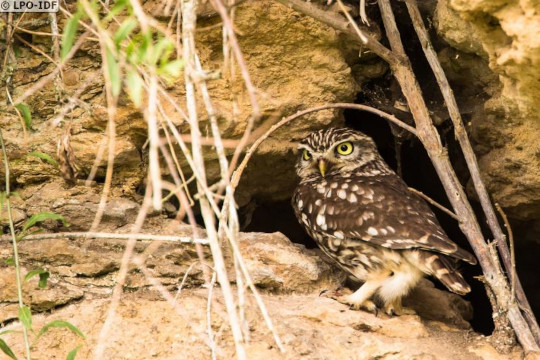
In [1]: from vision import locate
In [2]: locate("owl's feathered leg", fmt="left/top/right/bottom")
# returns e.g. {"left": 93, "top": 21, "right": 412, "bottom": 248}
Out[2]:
{"left": 334, "top": 270, "right": 395, "bottom": 313}
{"left": 335, "top": 280, "right": 381, "bottom": 312}
{"left": 377, "top": 268, "right": 423, "bottom": 316}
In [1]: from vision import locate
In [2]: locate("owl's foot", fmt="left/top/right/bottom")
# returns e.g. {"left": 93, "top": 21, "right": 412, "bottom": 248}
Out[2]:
{"left": 320, "top": 288, "right": 378, "bottom": 314}
{"left": 383, "top": 301, "right": 416, "bottom": 316}
{"left": 336, "top": 295, "right": 378, "bottom": 314}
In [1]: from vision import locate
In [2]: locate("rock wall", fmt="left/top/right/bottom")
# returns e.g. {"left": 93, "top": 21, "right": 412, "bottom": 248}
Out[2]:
{"left": 435, "top": 0, "right": 540, "bottom": 222}
{"left": 0, "top": 1, "right": 359, "bottom": 211}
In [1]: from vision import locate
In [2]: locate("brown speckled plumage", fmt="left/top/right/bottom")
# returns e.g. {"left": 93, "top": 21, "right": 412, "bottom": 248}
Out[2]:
{"left": 292, "top": 128, "right": 476, "bottom": 315}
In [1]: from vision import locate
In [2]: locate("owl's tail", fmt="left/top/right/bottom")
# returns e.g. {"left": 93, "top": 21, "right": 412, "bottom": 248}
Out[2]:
{"left": 421, "top": 253, "right": 471, "bottom": 295}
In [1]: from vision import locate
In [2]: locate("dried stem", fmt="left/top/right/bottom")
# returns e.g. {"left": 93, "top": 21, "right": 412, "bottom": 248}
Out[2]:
{"left": 0, "top": 130, "right": 31, "bottom": 360}
{"left": 206, "top": 272, "right": 218, "bottom": 360}
{"left": 407, "top": 187, "right": 459, "bottom": 221}
{"left": 209, "top": 0, "right": 260, "bottom": 176}
{"left": 1, "top": 232, "right": 209, "bottom": 244}
{"left": 495, "top": 203, "right": 516, "bottom": 302}
{"left": 182, "top": 0, "right": 247, "bottom": 358}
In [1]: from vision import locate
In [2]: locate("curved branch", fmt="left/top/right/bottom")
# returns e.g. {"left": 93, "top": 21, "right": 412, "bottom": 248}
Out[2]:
{"left": 231, "top": 103, "right": 416, "bottom": 189}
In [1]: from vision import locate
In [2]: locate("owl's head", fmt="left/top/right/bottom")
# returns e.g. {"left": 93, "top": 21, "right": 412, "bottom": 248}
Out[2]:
{"left": 295, "top": 128, "right": 386, "bottom": 179}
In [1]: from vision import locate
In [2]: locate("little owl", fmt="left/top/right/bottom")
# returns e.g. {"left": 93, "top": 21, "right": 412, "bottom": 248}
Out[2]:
{"left": 292, "top": 128, "right": 476, "bottom": 315}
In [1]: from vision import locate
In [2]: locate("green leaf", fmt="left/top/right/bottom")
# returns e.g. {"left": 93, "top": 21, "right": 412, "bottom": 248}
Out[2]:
{"left": 61, "top": 13, "right": 82, "bottom": 60}
{"left": 15, "top": 103, "right": 32, "bottom": 130}
{"left": 4, "top": 257, "right": 14, "bottom": 266}
{"left": 22, "top": 212, "right": 67, "bottom": 233}
{"left": 106, "top": 0, "right": 128, "bottom": 20}
{"left": 36, "top": 320, "right": 85, "bottom": 342}
{"left": 0, "top": 338, "right": 17, "bottom": 360}
{"left": 114, "top": 18, "right": 137, "bottom": 46}
{"left": 66, "top": 345, "right": 82, "bottom": 360}
{"left": 135, "top": 32, "right": 151, "bottom": 64}
{"left": 149, "top": 37, "right": 173, "bottom": 65}
{"left": 105, "top": 47, "right": 121, "bottom": 98}
{"left": 28, "top": 151, "right": 58, "bottom": 166}
{"left": 24, "top": 269, "right": 50, "bottom": 289}
{"left": 38, "top": 271, "right": 50, "bottom": 289}
{"left": 158, "top": 59, "right": 184, "bottom": 81}
{"left": 126, "top": 70, "right": 143, "bottom": 107}
{"left": 18, "top": 306, "right": 32, "bottom": 331}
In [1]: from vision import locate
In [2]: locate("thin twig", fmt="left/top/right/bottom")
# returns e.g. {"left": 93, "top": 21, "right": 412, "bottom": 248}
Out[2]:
{"left": 407, "top": 187, "right": 459, "bottom": 221}
{"left": 231, "top": 103, "right": 416, "bottom": 189}
{"left": 210, "top": 0, "right": 260, "bottom": 176}
{"left": 207, "top": 272, "right": 218, "bottom": 360}
{"left": 174, "top": 261, "right": 201, "bottom": 301}
{"left": 495, "top": 203, "right": 516, "bottom": 302}
{"left": 0, "top": 232, "right": 209, "bottom": 244}
{"left": 336, "top": 0, "right": 368, "bottom": 43}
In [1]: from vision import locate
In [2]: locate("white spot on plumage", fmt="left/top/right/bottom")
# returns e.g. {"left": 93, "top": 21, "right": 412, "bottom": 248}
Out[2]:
{"left": 337, "top": 189, "right": 347, "bottom": 199}
{"left": 297, "top": 199, "right": 303, "bottom": 209}
{"left": 334, "top": 231, "right": 344, "bottom": 239}
{"left": 341, "top": 183, "right": 349, "bottom": 189}
{"left": 387, "top": 226, "right": 395, "bottom": 233}
{"left": 351, "top": 184, "right": 359, "bottom": 192}
{"left": 348, "top": 193, "right": 357, "bottom": 203}
{"left": 316, "top": 214, "right": 326, "bottom": 227}
{"left": 315, "top": 199, "right": 322, "bottom": 206}
{"left": 308, "top": 203, "right": 313, "bottom": 214}
{"left": 367, "top": 227, "right": 378, "bottom": 236}
{"left": 331, "top": 182, "right": 338, "bottom": 189}
{"left": 327, "top": 206, "right": 335, "bottom": 215}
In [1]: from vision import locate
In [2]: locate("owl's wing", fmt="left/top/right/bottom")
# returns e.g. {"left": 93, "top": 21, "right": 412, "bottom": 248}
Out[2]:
{"left": 316, "top": 175, "right": 477, "bottom": 265}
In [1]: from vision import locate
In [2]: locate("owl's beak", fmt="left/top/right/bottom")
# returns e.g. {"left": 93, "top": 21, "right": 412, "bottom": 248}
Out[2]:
{"left": 318, "top": 159, "right": 327, "bottom": 177}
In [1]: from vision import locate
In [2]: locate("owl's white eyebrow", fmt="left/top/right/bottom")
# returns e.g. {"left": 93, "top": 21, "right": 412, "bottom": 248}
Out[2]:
{"left": 297, "top": 144, "right": 312, "bottom": 151}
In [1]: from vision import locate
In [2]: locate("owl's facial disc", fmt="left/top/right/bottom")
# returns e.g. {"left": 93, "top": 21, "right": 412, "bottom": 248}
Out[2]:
{"left": 296, "top": 128, "right": 382, "bottom": 179}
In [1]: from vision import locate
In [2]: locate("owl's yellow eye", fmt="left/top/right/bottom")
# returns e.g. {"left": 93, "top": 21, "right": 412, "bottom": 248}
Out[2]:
{"left": 336, "top": 141, "right": 354, "bottom": 155}
{"left": 302, "top": 149, "right": 312, "bottom": 160}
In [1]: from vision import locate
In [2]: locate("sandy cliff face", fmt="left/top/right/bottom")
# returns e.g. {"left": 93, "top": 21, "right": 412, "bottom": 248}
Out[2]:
{"left": 0, "top": 0, "right": 539, "bottom": 358}
{"left": 436, "top": 0, "right": 540, "bottom": 221}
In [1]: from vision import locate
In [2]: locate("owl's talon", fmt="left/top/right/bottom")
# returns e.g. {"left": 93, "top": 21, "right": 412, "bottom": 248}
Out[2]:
{"left": 319, "top": 289, "right": 329, "bottom": 297}
{"left": 383, "top": 301, "right": 416, "bottom": 316}
{"left": 336, "top": 296, "right": 377, "bottom": 314}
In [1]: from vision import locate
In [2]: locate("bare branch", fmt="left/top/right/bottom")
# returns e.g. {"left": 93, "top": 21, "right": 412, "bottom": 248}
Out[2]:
{"left": 407, "top": 187, "right": 459, "bottom": 221}
{"left": 231, "top": 102, "right": 416, "bottom": 189}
